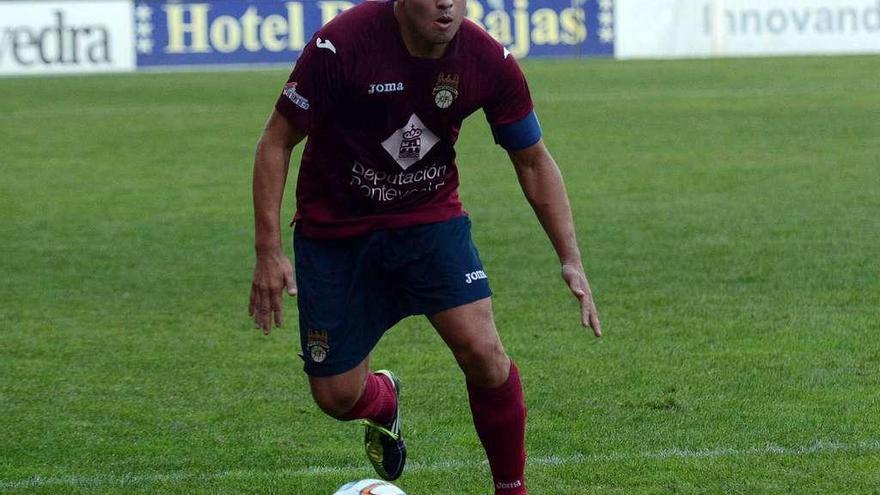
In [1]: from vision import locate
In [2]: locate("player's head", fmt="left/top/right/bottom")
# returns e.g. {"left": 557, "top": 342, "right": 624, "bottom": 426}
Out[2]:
{"left": 394, "top": 0, "right": 466, "bottom": 57}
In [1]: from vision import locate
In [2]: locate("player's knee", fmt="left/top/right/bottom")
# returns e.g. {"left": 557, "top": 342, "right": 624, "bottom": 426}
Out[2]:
{"left": 453, "top": 337, "right": 509, "bottom": 383}
{"left": 457, "top": 333, "right": 505, "bottom": 364}
{"left": 309, "top": 383, "right": 361, "bottom": 419}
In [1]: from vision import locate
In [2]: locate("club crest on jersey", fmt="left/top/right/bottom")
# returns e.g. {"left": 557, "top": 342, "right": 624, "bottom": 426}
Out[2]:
{"left": 283, "top": 82, "right": 310, "bottom": 110}
{"left": 398, "top": 125, "right": 423, "bottom": 161}
{"left": 381, "top": 113, "right": 440, "bottom": 170}
{"left": 433, "top": 72, "right": 459, "bottom": 109}
{"left": 307, "top": 330, "right": 329, "bottom": 363}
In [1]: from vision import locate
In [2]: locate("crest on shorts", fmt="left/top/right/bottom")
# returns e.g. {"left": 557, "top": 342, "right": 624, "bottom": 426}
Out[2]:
{"left": 307, "top": 330, "right": 329, "bottom": 363}
{"left": 433, "top": 72, "right": 459, "bottom": 109}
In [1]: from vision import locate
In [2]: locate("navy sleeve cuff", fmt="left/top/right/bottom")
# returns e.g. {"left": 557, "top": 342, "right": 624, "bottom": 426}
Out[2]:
{"left": 491, "top": 111, "right": 542, "bottom": 151}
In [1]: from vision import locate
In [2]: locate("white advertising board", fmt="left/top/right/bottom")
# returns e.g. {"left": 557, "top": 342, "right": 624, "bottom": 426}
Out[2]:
{"left": 0, "top": 1, "right": 134, "bottom": 75}
{"left": 616, "top": 0, "right": 880, "bottom": 58}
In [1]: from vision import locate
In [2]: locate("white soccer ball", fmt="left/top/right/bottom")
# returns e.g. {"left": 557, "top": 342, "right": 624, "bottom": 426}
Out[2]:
{"left": 333, "top": 479, "right": 407, "bottom": 495}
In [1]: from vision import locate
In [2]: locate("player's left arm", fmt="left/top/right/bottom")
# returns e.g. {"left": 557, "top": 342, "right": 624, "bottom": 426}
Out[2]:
{"left": 508, "top": 139, "right": 602, "bottom": 337}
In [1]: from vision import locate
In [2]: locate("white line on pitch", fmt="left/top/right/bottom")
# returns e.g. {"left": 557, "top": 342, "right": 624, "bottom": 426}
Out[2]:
{"left": 2, "top": 439, "right": 878, "bottom": 490}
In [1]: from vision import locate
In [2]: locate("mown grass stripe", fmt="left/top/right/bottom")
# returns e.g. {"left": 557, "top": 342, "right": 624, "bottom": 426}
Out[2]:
{"left": 3, "top": 439, "right": 877, "bottom": 490}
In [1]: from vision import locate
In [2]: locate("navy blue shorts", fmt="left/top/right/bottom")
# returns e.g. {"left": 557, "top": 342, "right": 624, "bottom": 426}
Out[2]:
{"left": 293, "top": 215, "right": 492, "bottom": 377}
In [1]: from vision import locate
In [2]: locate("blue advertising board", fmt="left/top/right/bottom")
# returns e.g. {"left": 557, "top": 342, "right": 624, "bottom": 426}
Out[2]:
{"left": 134, "top": 0, "right": 613, "bottom": 67}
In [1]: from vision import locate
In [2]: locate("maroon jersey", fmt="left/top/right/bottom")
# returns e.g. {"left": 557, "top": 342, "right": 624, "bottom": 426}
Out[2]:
{"left": 276, "top": 0, "right": 535, "bottom": 238}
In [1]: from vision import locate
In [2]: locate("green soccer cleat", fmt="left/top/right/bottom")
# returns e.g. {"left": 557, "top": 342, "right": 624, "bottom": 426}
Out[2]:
{"left": 362, "top": 370, "right": 406, "bottom": 481}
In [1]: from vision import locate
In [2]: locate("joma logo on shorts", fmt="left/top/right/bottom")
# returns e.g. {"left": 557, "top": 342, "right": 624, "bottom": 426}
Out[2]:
{"left": 369, "top": 82, "right": 405, "bottom": 94}
{"left": 465, "top": 270, "right": 488, "bottom": 284}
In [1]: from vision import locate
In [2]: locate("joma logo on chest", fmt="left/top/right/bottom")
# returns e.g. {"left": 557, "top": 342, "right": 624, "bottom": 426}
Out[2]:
{"left": 368, "top": 82, "right": 405, "bottom": 94}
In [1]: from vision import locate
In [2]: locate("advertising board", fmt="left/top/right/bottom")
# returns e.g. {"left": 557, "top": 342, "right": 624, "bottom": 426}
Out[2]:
{"left": 133, "top": 0, "right": 614, "bottom": 68}
{"left": 616, "top": 0, "right": 880, "bottom": 58}
{"left": 0, "top": 1, "right": 135, "bottom": 75}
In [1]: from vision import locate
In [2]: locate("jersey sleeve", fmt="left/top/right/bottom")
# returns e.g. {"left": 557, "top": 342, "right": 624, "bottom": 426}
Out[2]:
{"left": 484, "top": 50, "right": 542, "bottom": 151}
{"left": 483, "top": 51, "right": 533, "bottom": 126}
{"left": 482, "top": 50, "right": 542, "bottom": 151}
{"left": 275, "top": 35, "right": 346, "bottom": 135}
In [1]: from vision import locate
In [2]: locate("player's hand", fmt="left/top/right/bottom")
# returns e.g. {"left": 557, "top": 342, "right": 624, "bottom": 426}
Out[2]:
{"left": 249, "top": 249, "right": 297, "bottom": 335}
{"left": 561, "top": 262, "right": 602, "bottom": 338}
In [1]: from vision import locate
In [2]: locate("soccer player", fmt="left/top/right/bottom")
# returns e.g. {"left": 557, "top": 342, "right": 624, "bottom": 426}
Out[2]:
{"left": 248, "top": 1, "right": 601, "bottom": 493}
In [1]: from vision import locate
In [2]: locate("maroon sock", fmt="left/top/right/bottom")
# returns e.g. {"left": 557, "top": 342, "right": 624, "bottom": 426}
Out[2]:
{"left": 339, "top": 373, "right": 397, "bottom": 425}
{"left": 467, "top": 361, "right": 528, "bottom": 495}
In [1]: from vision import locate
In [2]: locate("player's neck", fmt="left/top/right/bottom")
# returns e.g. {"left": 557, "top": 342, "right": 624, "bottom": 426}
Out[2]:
{"left": 400, "top": 33, "right": 448, "bottom": 59}
{"left": 393, "top": 3, "right": 449, "bottom": 59}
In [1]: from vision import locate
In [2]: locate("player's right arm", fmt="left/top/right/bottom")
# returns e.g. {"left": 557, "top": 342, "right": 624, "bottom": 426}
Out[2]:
{"left": 250, "top": 28, "right": 345, "bottom": 333}
{"left": 249, "top": 110, "right": 306, "bottom": 334}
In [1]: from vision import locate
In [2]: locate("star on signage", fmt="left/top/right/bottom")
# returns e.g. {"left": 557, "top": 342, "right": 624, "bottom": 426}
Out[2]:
{"left": 598, "top": 0, "right": 613, "bottom": 11}
{"left": 134, "top": 3, "right": 155, "bottom": 57}
{"left": 599, "top": 27, "right": 614, "bottom": 44}
{"left": 136, "top": 22, "right": 153, "bottom": 37}
{"left": 137, "top": 37, "right": 154, "bottom": 54}
{"left": 135, "top": 4, "right": 152, "bottom": 22}
{"left": 599, "top": 12, "right": 613, "bottom": 27}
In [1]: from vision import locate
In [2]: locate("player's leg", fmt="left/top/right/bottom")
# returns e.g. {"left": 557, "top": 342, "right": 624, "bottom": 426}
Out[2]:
{"left": 294, "top": 226, "right": 406, "bottom": 480}
{"left": 428, "top": 297, "right": 509, "bottom": 387}
{"left": 307, "top": 355, "right": 371, "bottom": 419}
{"left": 391, "top": 216, "right": 527, "bottom": 493}
{"left": 293, "top": 225, "right": 405, "bottom": 476}
{"left": 306, "top": 355, "right": 405, "bottom": 481}
{"left": 429, "top": 300, "right": 528, "bottom": 495}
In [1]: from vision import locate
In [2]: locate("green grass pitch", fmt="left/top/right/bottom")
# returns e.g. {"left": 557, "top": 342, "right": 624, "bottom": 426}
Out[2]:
{"left": 1, "top": 55, "right": 879, "bottom": 494}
